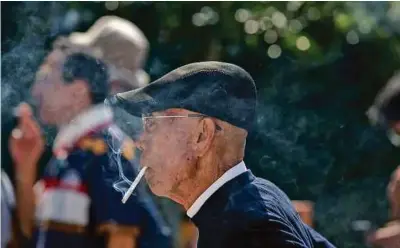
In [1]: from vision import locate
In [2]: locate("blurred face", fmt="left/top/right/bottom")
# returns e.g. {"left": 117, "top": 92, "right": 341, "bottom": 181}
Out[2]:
{"left": 136, "top": 109, "right": 200, "bottom": 196}
{"left": 31, "top": 50, "right": 76, "bottom": 125}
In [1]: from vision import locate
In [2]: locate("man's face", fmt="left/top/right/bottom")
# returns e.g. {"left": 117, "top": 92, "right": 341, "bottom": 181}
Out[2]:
{"left": 136, "top": 109, "right": 200, "bottom": 196}
{"left": 31, "top": 50, "right": 74, "bottom": 125}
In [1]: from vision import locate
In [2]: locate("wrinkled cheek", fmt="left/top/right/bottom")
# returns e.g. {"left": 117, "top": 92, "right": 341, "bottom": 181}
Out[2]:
{"left": 142, "top": 143, "right": 170, "bottom": 173}
{"left": 146, "top": 131, "right": 190, "bottom": 181}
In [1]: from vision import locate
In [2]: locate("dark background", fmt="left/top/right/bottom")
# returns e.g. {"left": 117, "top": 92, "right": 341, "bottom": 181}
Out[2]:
{"left": 2, "top": 2, "right": 400, "bottom": 247}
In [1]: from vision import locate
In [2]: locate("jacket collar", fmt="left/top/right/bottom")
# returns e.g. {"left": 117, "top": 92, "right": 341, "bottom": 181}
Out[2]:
{"left": 190, "top": 169, "right": 256, "bottom": 227}
{"left": 187, "top": 161, "right": 247, "bottom": 218}
{"left": 53, "top": 104, "right": 113, "bottom": 156}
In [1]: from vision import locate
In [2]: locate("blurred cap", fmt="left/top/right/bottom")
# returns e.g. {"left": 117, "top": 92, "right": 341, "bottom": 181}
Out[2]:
{"left": 367, "top": 71, "right": 400, "bottom": 126}
{"left": 111, "top": 61, "right": 257, "bottom": 131}
{"left": 54, "top": 16, "right": 150, "bottom": 89}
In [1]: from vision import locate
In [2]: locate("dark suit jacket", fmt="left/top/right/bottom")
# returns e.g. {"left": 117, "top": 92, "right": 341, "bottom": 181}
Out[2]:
{"left": 191, "top": 171, "right": 335, "bottom": 248}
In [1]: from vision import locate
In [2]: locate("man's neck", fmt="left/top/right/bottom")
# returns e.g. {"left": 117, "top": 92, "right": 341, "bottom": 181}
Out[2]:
{"left": 181, "top": 174, "right": 219, "bottom": 211}
{"left": 169, "top": 158, "right": 243, "bottom": 210}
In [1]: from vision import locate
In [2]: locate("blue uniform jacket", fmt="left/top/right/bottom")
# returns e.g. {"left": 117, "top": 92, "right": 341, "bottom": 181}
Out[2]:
{"left": 32, "top": 105, "right": 172, "bottom": 248}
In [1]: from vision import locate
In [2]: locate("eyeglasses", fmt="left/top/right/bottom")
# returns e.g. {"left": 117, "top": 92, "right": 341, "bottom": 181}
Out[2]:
{"left": 141, "top": 113, "right": 222, "bottom": 133}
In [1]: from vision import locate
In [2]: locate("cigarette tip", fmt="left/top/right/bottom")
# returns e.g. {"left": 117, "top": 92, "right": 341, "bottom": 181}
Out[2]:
{"left": 121, "top": 189, "right": 132, "bottom": 204}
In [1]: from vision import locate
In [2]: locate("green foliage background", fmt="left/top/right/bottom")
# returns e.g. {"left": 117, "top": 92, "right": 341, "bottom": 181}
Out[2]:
{"left": 2, "top": 2, "right": 400, "bottom": 247}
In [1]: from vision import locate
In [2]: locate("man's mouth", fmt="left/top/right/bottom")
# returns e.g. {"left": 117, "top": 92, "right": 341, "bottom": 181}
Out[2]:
{"left": 144, "top": 168, "right": 154, "bottom": 181}
{"left": 141, "top": 163, "right": 151, "bottom": 171}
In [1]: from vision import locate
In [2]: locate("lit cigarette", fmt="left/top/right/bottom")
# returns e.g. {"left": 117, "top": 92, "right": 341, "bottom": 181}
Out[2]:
{"left": 121, "top": 166, "right": 148, "bottom": 204}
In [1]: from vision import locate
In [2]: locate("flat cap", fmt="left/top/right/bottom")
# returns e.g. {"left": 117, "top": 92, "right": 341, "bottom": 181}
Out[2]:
{"left": 112, "top": 61, "right": 257, "bottom": 131}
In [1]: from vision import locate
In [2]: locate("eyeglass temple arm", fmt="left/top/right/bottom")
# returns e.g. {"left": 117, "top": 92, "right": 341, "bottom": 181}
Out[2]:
{"left": 143, "top": 114, "right": 222, "bottom": 131}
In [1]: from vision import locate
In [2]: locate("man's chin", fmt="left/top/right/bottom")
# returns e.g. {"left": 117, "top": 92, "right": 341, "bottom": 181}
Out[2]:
{"left": 146, "top": 177, "right": 166, "bottom": 197}
{"left": 147, "top": 184, "right": 163, "bottom": 196}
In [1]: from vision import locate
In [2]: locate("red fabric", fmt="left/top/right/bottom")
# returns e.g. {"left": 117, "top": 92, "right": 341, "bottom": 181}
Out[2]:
{"left": 43, "top": 177, "right": 88, "bottom": 194}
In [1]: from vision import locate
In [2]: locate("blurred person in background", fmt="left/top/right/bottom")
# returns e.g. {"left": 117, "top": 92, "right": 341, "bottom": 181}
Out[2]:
{"left": 9, "top": 52, "right": 139, "bottom": 248}
{"left": 8, "top": 16, "right": 172, "bottom": 248}
{"left": 58, "top": 15, "right": 177, "bottom": 248}
{"left": 366, "top": 71, "right": 400, "bottom": 248}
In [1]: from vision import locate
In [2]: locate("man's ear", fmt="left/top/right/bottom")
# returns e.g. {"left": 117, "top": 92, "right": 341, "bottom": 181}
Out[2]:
{"left": 194, "top": 118, "right": 216, "bottom": 157}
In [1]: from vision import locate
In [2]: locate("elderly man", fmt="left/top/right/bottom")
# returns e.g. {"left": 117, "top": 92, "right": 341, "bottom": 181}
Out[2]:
{"left": 112, "top": 61, "right": 335, "bottom": 248}
{"left": 366, "top": 71, "right": 400, "bottom": 248}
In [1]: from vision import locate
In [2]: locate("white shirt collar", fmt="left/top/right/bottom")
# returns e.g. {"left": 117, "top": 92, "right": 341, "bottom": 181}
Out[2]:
{"left": 53, "top": 104, "right": 113, "bottom": 154}
{"left": 186, "top": 161, "right": 247, "bottom": 218}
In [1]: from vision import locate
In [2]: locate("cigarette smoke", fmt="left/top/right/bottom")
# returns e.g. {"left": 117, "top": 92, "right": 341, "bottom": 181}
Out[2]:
{"left": 2, "top": 2, "right": 140, "bottom": 197}
{"left": 1, "top": 2, "right": 91, "bottom": 144}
